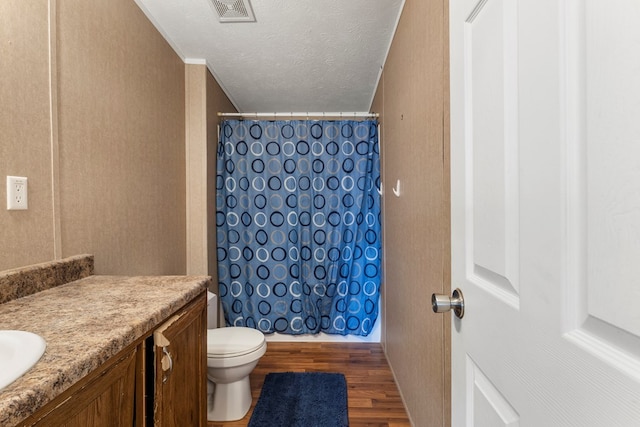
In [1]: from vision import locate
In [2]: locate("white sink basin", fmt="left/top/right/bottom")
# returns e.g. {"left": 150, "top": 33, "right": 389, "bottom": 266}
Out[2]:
{"left": 0, "top": 330, "right": 46, "bottom": 391}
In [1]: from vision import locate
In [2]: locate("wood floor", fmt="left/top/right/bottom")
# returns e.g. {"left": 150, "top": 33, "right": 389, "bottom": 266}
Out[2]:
{"left": 207, "top": 342, "right": 411, "bottom": 427}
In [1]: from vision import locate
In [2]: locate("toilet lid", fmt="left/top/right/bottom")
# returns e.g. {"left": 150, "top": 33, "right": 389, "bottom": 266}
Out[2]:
{"left": 207, "top": 327, "right": 265, "bottom": 358}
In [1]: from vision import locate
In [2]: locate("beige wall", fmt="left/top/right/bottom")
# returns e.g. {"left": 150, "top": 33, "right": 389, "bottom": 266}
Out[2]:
{"left": 184, "top": 64, "right": 235, "bottom": 280}
{"left": 0, "top": 2, "right": 56, "bottom": 268}
{"left": 57, "top": 0, "right": 186, "bottom": 275}
{"left": 374, "top": 0, "right": 450, "bottom": 425}
{"left": 1, "top": 0, "right": 232, "bottom": 276}
{"left": 186, "top": 64, "right": 208, "bottom": 275}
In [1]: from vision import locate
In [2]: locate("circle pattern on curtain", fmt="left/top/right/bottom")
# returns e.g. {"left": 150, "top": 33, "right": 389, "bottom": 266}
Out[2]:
{"left": 216, "top": 120, "right": 381, "bottom": 336}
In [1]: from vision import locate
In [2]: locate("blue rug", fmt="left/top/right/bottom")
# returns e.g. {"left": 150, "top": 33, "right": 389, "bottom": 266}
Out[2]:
{"left": 248, "top": 372, "right": 349, "bottom": 427}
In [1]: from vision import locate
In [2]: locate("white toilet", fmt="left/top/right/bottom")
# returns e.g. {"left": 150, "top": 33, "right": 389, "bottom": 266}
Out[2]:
{"left": 206, "top": 293, "right": 267, "bottom": 422}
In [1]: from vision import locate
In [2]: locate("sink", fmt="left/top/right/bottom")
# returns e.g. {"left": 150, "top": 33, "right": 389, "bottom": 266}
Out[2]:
{"left": 0, "top": 330, "right": 47, "bottom": 391}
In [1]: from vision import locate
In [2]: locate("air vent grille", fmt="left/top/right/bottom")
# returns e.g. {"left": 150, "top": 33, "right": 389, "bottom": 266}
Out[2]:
{"left": 211, "top": 0, "right": 256, "bottom": 23}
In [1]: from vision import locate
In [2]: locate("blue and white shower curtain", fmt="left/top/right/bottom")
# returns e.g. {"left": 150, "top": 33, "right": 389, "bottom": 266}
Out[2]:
{"left": 216, "top": 119, "right": 381, "bottom": 336}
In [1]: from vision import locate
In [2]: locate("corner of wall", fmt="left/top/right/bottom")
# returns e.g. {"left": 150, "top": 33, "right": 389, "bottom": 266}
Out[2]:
{"left": 185, "top": 64, "right": 209, "bottom": 276}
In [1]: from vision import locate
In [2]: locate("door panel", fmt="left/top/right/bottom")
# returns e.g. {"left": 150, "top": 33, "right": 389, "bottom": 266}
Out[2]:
{"left": 466, "top": 0, "right": 520, "bottom": 304}
{"left": 564, "top": 0, "right": 640, "bottom": 380}
{"left": 451, "top": 0, "right": 640, "bottom": 425}
{"left": 468, "top": 357, "right": 519, "bottom": 427}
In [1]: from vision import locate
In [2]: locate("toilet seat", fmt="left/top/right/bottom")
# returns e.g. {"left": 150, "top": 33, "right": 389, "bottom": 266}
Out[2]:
{"left": 207, "top": 327, "right": 265, "bottom": 358}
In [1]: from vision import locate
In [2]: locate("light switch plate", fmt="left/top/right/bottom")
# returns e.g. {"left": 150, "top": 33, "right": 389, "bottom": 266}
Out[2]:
{"left": 7, "top": 176, "right": 28, "bottom": 210}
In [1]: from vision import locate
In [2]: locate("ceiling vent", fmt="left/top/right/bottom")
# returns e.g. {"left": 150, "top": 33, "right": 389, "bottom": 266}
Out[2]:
{"left": 211, "top": 0, "right": 256, "bottom": 23}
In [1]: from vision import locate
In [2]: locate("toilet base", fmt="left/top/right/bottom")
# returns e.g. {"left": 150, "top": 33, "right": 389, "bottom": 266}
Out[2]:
{"left": 207, "top": 376, "right": 252, "bottom": 422}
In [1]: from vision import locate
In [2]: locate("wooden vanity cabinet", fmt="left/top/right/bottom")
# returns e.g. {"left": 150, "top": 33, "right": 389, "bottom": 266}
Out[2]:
{"left": 152, "top": 294, "right": 207, "bottom": 426}
{"left": 19, "top": 291, "right": 207, "bottom": 427}
{"left": 25, "top": 347, "right": 138, "bottom": 427}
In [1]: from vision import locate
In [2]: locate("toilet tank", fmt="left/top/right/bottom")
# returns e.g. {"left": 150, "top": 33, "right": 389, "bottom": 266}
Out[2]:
{"left": 207, "top": 291, "right": 218, "bottom": 329}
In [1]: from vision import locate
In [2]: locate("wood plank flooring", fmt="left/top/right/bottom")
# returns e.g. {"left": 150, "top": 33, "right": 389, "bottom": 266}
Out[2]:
{"left": 207, "top": 342, "right": 411, "bottom": 427}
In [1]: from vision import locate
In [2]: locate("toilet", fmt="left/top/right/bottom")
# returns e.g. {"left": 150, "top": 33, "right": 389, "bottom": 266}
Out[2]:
{"left": 205, "top": 293, "right": 267, "bottom": 422}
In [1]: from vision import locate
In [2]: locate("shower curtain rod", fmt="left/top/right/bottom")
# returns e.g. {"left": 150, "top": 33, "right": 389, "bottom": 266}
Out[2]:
{"left": 217, "top": 112, "right": 379, "bottom": 119}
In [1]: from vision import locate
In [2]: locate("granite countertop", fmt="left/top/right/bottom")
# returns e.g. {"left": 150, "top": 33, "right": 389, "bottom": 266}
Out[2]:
{"left": 0, "top": 273, "right": 210, "bottom": 426}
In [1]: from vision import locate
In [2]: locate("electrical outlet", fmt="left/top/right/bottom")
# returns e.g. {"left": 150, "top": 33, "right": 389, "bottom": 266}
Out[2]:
{"left": 7, "top": 176, "right": 28, "bottom": 210}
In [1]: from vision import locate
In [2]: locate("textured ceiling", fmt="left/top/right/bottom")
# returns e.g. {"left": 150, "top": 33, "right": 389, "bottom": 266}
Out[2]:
{"left": 134, "top": 0, "right": 404, "bottom": 113}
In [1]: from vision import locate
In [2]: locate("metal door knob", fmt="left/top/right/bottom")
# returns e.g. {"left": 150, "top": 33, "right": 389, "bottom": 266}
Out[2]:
{"left": 431, "top": 288, "right": 465, "bottom": 319}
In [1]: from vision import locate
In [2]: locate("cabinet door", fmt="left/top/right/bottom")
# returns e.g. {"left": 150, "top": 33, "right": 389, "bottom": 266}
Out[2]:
{"left": 153, "top": 293, "right": 207, "bottom": 427}
{"left": 28, "top": 347, "right": 137, "bottom": 427}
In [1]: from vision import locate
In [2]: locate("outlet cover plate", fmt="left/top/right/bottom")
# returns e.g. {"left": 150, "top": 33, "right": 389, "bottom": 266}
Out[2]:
{"left": 7, "top": 176, "right": 28, "bottom": 210}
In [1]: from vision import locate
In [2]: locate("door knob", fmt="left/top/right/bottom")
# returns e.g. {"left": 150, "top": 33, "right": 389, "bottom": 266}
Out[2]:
{"left": 431, "top": 288, "right": 465, "bottom": 319}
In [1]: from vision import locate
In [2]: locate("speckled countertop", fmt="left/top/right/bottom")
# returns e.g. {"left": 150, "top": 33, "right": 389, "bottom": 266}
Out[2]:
{"left": 0, "top": 260, "right": 210, "bottom": 427}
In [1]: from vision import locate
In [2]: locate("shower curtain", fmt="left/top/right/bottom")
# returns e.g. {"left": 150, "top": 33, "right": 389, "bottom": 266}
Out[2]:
{"left": 216, "top": 119, "right": 381, "bottom": 336}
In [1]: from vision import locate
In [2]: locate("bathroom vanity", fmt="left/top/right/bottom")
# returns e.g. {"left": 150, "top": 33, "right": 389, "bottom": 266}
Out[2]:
{"left": 0, "top": 255, "right": 210, "bottom": 427}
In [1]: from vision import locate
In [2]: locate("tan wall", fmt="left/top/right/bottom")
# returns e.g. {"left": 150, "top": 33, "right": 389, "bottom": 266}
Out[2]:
{"left": 373, "top": 0, "right": 450, "bottom": 425}
{"left": 0, "top": 0, "right": 236, "bottom": 276}
{"left": 186, "top": 64, "right": 208, "bottom": 275}
{"left": 184, "top": 64, "right": 235, "bottom": 280}
{"left": 57, "top": 0, "right": 186, "bottom": 275}
{"left": 0, "top": 2, "right": 56, "bottom": 268}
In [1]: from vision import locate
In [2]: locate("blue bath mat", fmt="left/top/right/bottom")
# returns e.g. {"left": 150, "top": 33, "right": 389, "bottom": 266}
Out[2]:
{"left": 248, "top": 372, "right": 349, "bottom": 427}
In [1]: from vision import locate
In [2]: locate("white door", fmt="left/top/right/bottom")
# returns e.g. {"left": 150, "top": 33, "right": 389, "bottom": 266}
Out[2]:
{"left": 449, "top": 0, "right": 640, "bottom": 425}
